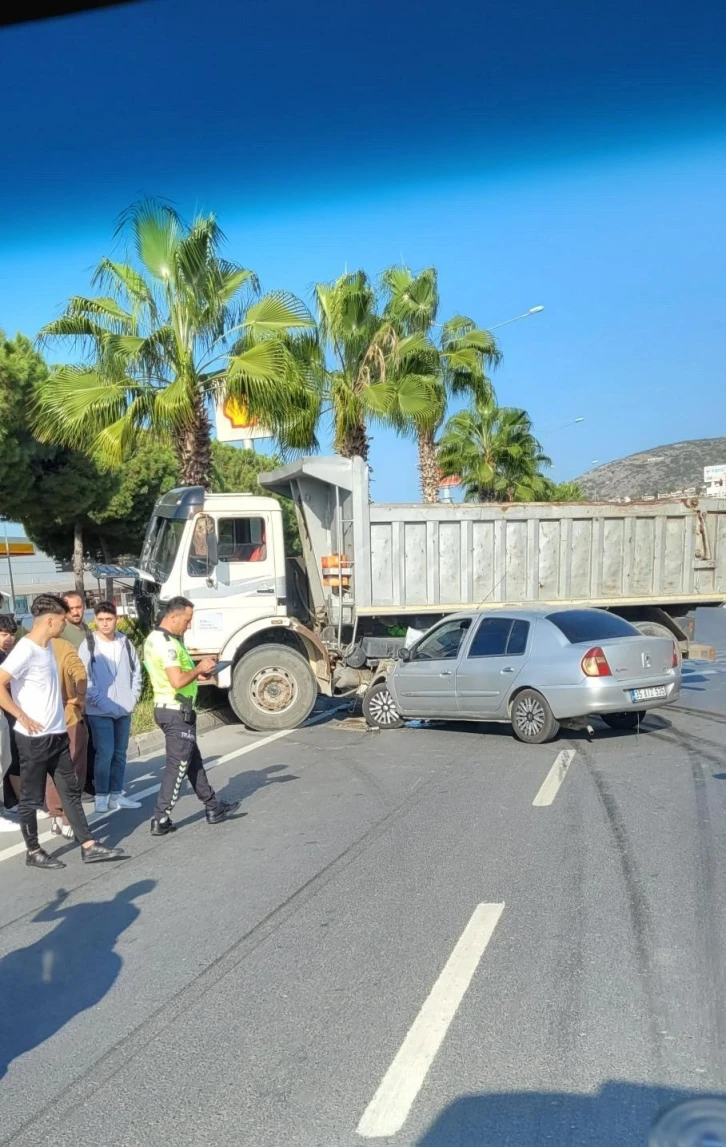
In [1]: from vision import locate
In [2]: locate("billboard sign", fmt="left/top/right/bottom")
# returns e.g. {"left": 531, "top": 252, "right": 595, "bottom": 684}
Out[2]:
{"left": 704, "top": 464, "right": 726, "bottom": 497}
{"left": 214, "top": 396, "right": 272, "bottom": 444}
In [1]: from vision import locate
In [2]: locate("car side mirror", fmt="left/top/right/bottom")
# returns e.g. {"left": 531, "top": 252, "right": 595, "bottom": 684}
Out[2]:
{"left": 399, "top": 646, "right": 411, "bottom": 663}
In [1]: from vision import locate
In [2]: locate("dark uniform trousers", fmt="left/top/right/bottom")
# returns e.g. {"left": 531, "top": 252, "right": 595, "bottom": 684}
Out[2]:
{"left": 153, "top": 708, "right": 219, "bottom": 819}
{"left": 16, "top": 732, "right": 93, "bottom": 851}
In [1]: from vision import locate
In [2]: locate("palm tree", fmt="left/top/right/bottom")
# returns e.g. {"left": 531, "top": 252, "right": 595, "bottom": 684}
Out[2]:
{"left": 438, "top": 398, "right": 551, "bottom": 502}
{"left": 541, "top": 478, "right": 586, "bottom": 501}
{"left": 381, "top": 265, "right": 500, "bottom": 502}
{"left": 35, "top": 199, "right": 319, "bottom": 487}
{"left": 313, "top": 270, "right": 440, "bottom": 462}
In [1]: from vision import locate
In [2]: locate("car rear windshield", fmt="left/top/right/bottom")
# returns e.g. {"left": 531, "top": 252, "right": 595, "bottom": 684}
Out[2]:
{"left": 546, "top": 610, "right": 639, "bottom": 643}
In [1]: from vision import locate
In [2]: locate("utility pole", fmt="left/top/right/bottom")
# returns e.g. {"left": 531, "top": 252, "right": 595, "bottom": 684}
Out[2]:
{"left": 2, "top": 522, "right": 17, "bottom": 613}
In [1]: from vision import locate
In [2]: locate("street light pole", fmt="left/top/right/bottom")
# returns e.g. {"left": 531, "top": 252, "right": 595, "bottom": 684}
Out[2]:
{"left": 488, "top": 305, "right": 545, "bottom": 332}
{"left": 2, "top": 522, "right": 17, "bottom": 614}
{"left": 541, "top": 416, "right": 585, "bottom": 435}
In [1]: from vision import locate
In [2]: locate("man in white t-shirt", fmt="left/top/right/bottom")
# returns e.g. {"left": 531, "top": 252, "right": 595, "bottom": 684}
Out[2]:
{"left": 0, "top": 594, "right": 128, "bottom": 871}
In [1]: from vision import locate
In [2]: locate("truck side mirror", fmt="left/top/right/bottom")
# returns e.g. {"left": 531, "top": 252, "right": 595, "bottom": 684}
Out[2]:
{"left": 206, "top": 526, "right": 218, "bottom": 573}
{"left": 189, "top": 513, "right": 217, "bottom": 586}
{"left": 399, "top": 646, "right": 411, "bottom": 663}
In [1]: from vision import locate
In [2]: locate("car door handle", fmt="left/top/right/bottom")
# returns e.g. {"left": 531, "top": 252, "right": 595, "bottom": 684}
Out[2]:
{"left": 439, "top": 670, "right": 452, "bottom": 677}
{"left": 501, "top": 667, "right": 516, "bottom": 674}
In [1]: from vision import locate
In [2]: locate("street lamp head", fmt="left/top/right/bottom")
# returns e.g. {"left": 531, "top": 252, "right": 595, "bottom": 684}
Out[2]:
{"left": 528, "top": 305, "right": 545, "bottom": 314}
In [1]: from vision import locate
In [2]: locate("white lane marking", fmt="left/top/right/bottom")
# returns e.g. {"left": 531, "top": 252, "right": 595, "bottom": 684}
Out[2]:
{"left": 532, "top": 748, "right": 576, "bottom": 807}
{"left": 356, "top": 902, "right": 505, "bottom": 1140}
{"left": 0, "top": 708, "right": 342, "bottom": 866}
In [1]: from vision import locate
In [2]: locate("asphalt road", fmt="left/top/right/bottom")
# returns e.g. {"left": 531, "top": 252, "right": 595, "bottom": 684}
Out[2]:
{"left": 2, "top": 615, "right": 726, "bottom": 1147}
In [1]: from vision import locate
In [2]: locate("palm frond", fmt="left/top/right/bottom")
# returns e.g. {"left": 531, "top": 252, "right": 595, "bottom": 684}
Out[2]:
{"left": 93, "top": 258, "right": 156, "bottom": 313}
{"left": 243, "top": 291, "right": 317, "bottom": 338}
{"left": 38, "top": 314, "right": 109, "bottom": 347}
{"left": 153, "top": 374, "right": 195, "bottom": 427}
{"left": 382, "top": 264, "right": 439, "bottom": 334}
{"left": 33, "top": 367, "right": 135, "bottom": 447}
{"left": 66, "top": 295, "right": 135, "bottom": 328}
{"left": 120, "top": 199, "right": 183, "bottom": 282}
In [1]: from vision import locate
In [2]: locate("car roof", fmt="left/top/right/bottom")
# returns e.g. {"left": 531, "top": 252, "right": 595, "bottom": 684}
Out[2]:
{"left": 444, "top": 605, "right": 608, "bottom": 623}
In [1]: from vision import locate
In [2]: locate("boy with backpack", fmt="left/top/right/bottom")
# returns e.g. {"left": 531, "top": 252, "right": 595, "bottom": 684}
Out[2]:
{"left": 80, "top": 602, "right": 143, "bottom": 814}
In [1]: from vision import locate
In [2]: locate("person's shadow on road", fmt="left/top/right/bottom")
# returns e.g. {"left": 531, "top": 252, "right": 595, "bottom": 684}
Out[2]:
{"left": 0, "top": 879, "right": 155, "bottom": 1080}
{"left": 96, "top": 764, "right": 298, "bottom": 846}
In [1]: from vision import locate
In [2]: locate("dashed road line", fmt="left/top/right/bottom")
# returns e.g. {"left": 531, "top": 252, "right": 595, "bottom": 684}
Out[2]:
{"left": 356, "top": 902, "right": 505, "bottom": 1139}
{"left": 532, "top": 748, "right": 576, "bottom": 807}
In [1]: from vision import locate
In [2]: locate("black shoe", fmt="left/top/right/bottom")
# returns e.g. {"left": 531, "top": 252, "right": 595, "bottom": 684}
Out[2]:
{"left": 26, "top": 848, "right": 66, "bottom": 870}
{"left": 81, "top": 842, "right": 127, "bottom": 864}
{"left": 150, "top": 816, "right": 176, "bottom": 836}
{"left": 206, "top": 799, "right": 242, "bottom": 825}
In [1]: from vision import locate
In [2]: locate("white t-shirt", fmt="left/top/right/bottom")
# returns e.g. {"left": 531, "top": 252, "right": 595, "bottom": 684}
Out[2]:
{"left": 1, "top": 637, "right": 66, "bottom": 737}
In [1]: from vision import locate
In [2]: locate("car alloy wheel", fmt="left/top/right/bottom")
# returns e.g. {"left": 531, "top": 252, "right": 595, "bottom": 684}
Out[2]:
{"left": 368, "top": 687, "right": 400, "bottom": 726}
{"left": 515, "top": 694, "right": 546, "bottom": 738}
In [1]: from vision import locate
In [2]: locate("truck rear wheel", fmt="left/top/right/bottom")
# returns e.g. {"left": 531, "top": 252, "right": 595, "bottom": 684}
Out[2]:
{"left": 230, "top": 645, "right": 317, "bottom": 731}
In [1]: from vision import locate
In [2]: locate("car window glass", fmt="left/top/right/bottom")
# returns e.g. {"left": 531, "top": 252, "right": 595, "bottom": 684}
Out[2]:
{"left": 507, "top": 620, "right": 530, "bottom": 656}
{"left": 413, "top": 618, "right": 471, "bottom": 661}
{"left": 468, "top": 617, "right": 512, "bottom": 657}
{"left": 546, "top": 610, "right": 638, "bottom": 643}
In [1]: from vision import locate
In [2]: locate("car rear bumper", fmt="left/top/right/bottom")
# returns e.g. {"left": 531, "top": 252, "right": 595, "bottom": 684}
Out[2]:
{"left": 541, "top": 675, "right": 681, "bottom": 720}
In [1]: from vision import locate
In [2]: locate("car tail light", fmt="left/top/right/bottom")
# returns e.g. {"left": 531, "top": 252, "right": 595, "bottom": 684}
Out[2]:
{"left": 672, "top": 643, "right": 680, "bottom": 668}
{"left": 581, "top": 647, "right": 612, "bottom": 677}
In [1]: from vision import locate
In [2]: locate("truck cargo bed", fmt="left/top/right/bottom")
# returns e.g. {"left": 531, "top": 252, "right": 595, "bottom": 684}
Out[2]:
{"left": 260, "top": 457, "right": 726, "bottom": 619}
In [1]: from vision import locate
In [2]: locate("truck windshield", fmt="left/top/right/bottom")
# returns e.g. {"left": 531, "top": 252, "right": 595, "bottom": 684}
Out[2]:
{"left": 141, "top": 517, "right": 186, "bottom": 584}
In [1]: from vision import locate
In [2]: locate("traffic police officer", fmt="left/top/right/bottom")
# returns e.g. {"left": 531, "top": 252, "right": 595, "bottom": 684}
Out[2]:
{"left": 144, "top": 596, "right": 240, "bottom": 836}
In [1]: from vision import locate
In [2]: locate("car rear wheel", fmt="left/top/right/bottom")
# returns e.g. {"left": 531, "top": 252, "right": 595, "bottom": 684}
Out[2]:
{"left": 601, "top": 711, "right": 641, "bottom": 731}
{"left": 363, "top": 682, "right": 404, "bottom": 730}
{"left": 511, "top": 689, "right": 560, "bottom": 744}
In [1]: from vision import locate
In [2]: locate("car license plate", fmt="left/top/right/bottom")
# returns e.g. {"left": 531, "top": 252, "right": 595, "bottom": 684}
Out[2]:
{"left": 630, "top": 686, "right": 667, "bottom": 702}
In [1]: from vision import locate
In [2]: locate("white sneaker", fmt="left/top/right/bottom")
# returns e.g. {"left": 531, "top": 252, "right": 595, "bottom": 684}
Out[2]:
{"left": 0, "top": 816, "right": 19, "bottom": 832}
{"left": 94, "top": 795, "right": 110, "bottom": 814}
{"left": 62, "top": 822, "right": 74, "bottom": 839}
{"left": 109, "top": 793, "right": 142, "bottom": 810}
{"left": 36, "top": 808, "right": 50, "bottom": 820}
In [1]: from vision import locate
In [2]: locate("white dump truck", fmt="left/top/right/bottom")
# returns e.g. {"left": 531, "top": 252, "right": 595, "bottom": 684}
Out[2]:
{"left": 134, "top": 455, "right": 724, "bottom": 730}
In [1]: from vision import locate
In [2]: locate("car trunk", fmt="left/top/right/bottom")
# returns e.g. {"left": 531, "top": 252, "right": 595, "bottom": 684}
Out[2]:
{"left": 582, "top": 636, "right": 674, "bottom": 682}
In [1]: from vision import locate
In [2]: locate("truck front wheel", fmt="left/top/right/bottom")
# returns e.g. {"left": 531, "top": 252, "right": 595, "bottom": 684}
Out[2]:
{"left": 230, "top": 645, "right": 317, "bottom": 731}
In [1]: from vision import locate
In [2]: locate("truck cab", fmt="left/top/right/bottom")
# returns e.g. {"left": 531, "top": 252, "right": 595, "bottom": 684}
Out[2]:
{"left": 135, "top": 484, "right": 332, "bottom": 733}
{"left": 136, "top": 486, "right": 287, "bottom": 653}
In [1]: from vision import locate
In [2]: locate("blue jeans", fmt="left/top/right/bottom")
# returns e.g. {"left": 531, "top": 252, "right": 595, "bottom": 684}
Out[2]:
{"left": 87, "top": 715, "right": 132, "bottom": 797}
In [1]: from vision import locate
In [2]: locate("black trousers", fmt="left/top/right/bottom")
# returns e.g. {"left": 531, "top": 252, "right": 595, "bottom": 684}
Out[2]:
{"left": 16, "top": 732, "right": 93, "bottom": 851}
{"left": 153, "top": 708, "right": 218, "bottom": 819}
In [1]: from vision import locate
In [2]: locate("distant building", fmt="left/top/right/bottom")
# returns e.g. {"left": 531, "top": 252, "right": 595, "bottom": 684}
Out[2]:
{"left": 0, "top": 532, "right": 91, "bottom": 614}
{"left": 704, "top": 464, "right": 726, "bottom": 498}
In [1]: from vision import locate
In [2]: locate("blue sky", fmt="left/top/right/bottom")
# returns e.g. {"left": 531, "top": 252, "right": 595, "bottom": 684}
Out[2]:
{"left": 1, "top": 0, "right": 725, "bottom": 503}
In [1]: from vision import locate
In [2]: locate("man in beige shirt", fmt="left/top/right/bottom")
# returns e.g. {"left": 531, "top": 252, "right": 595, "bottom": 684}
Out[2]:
{"left": 45, "top": 637, "right": 88, "bottom": 838}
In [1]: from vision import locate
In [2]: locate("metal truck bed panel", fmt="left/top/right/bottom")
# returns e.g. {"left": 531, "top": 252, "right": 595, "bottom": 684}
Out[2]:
{"left": 259, "top": 457, "right": 726, "bottom": 617}
{"left": 363, "top": 500, "right": 726, "bottom": 610}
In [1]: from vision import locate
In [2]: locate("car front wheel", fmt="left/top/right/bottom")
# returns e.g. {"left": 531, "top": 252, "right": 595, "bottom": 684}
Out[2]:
{"left": 511, "top": 689, "right": 560, "bottom": 744}
{"left": 363, "top": 682, "right": 405, "bottom": 730}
